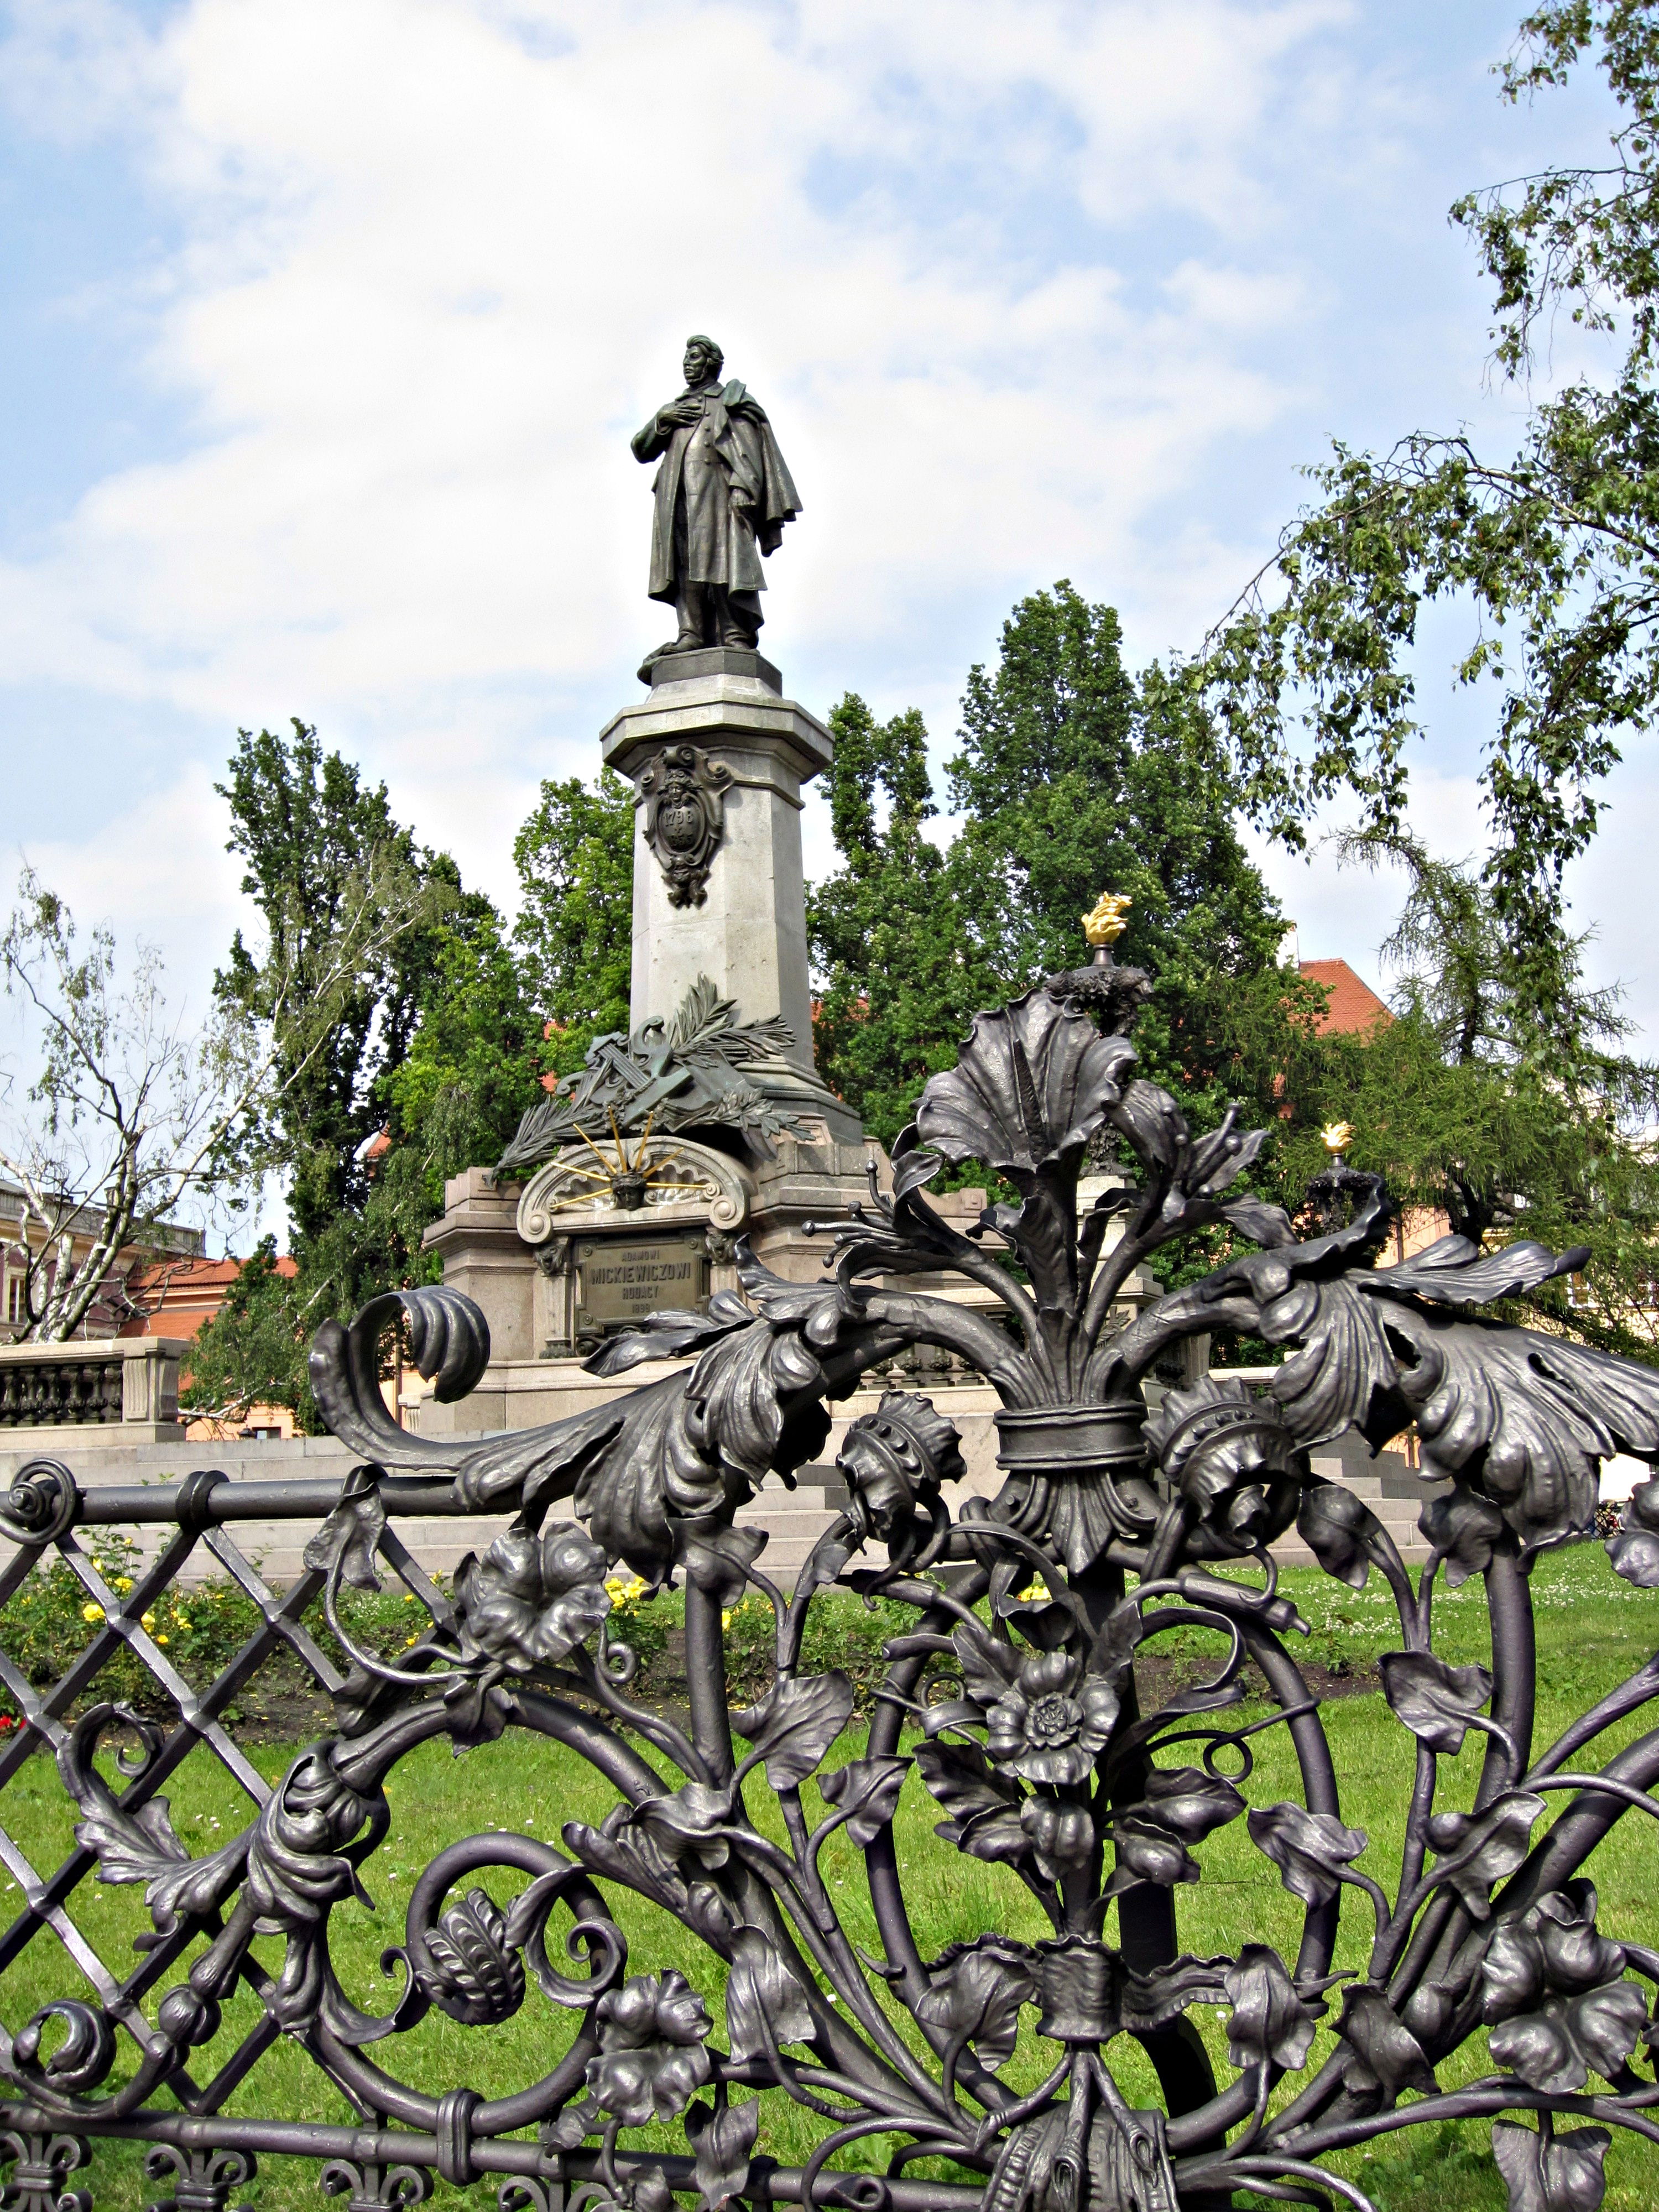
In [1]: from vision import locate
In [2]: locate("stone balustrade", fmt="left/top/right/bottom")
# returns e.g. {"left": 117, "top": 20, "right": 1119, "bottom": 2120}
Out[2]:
{"left": 0, "top": 1337, "right": 187, "bottom": 1443}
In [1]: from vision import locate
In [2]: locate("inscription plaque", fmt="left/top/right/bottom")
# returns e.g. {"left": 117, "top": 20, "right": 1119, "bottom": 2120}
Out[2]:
{"left": 575, "top": 1235, "right": 706, "bottom": 1333}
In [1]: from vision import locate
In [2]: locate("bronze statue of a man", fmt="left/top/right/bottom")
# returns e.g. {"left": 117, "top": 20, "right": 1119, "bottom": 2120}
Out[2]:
{"left": 631, "top": 335, "right": 801, "bottom": 663}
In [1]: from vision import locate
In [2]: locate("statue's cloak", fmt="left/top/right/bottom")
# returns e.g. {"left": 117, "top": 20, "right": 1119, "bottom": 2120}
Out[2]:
{"left": 634, "top": 380, "right": 801, "bottom": 604}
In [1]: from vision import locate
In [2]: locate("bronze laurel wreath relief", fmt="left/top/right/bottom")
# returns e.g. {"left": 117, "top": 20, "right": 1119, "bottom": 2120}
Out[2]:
{"left": 9, "top": 956, "right": 1659, "bottom": 2212}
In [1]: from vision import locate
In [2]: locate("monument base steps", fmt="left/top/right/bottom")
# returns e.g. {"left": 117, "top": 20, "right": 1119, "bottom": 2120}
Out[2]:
{"left": 735, "top": 1468, "right": 853, "bottom": 1580}
{"left": 0, "top": 1397, "right": 1453, "bottom": 1584}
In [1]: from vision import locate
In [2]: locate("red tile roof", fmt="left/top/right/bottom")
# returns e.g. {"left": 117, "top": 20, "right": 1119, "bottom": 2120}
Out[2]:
{"left": 121, "top": 1252, "right": 296, "bottom": 1340}
{"left": 1300, "top": 958, "right": 1391, "bottom": 1036}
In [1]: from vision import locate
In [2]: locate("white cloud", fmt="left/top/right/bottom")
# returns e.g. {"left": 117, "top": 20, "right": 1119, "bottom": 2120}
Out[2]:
{"left": 11, "top": 769, "right": 246, "bottom": 1016}
{"left": 0, "top": 0, "right": 1365, "bottom": 739}
{"left": 12, "top": 0, "right": 1639, "bottom": 1058}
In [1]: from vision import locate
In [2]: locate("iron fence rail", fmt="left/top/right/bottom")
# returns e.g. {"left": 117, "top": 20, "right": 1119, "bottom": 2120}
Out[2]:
{"left": 61, "top": 1476, "right": 465, "bottom": 1530}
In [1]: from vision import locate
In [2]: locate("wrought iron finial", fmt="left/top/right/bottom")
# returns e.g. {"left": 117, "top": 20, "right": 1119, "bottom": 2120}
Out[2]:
{"left": 1081, "top": 888, "right": 1133, "bottom": 948}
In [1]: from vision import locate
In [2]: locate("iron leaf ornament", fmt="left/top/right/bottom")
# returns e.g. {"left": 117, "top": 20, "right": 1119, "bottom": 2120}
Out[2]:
{"left": 19, "top": 898, "right": 1659, "bottom": 2212}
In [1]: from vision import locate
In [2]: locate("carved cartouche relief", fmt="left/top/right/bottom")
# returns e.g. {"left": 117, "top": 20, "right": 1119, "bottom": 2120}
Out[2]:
{"left": 637, "top": 744, "right": 731, "bottom": 907}
{"left": 515, "top": 1136, "right": 749, "bottom": 1250}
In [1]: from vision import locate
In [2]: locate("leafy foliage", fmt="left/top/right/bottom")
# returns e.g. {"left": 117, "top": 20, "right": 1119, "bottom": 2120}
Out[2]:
{"left": 1192, "top": 7, "right": 1659, "bottom": 1348}
{"left": 380, "top": 893, "right": 557, "bottom": 1215}
{"left": 178, "top": 1236, "right": 312, "bottom": 1427}
{"left": 204, "top": 734, "right": 624, "bottom": 1415}
{"left": 808, "top": 693, "right": 985, "bottom": 1144}
{"left": 810, "top": 585, "right": 1328, "bottom": 1172}
{"left": 949, "top": 593, "right": 1321, "bottom": 1129}
{"left": 1197, "top": 2, "right": 1659, "bottom": 1061}
{"left": 512, "top": 765, "right": 634, "bottom": 1079}
{"left": 0, "top": 1533, "right": 436, "bottom": 1725}
{"left": 214, "top": 721, "right": 446, "bottom": 1254}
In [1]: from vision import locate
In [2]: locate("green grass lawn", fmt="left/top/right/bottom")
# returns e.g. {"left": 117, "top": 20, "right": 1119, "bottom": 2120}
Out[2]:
{"left": 0, "top": 1546, "right": 1655, "bottom": 2212}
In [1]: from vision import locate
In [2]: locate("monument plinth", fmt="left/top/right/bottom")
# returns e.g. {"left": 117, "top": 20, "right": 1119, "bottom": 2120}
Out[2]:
{"left": 425, "top": 642, "right": 875, "bottom": 1413}
{"left": 601, "top": 651, "right": 858, "bottom": 1144}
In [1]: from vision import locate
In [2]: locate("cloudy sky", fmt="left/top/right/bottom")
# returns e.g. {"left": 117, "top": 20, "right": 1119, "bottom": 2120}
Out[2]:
{"left": 0, "top": 0, "right": 1645, "bottom": 1067}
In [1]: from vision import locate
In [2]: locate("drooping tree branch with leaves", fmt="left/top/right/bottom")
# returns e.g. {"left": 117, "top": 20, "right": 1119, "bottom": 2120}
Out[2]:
{"left": 213, "top": 721, "right": 453, "bottom": 1262}
{"left": 1198, "top": 1, "right": 1659, "bottom": 1345}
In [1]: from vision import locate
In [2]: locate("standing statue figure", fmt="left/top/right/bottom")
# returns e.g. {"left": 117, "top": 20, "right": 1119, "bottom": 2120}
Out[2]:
{"left": 631, "top": 334, "right": 801, "bottom": 666}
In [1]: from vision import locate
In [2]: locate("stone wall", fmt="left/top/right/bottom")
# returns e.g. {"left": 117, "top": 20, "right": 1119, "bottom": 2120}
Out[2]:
{"left": 0, "top": 1383, "right": 1453, "bottom": 1586}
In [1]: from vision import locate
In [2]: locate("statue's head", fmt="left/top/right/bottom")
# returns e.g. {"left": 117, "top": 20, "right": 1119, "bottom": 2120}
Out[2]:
{"left": 684, "top": 334, "right": 723, "bottom": 387}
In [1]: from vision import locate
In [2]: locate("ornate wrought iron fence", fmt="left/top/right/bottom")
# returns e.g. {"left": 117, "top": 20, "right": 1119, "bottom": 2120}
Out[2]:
{"left": 3, "top": 948, "right": 1659, "bottom": 2212}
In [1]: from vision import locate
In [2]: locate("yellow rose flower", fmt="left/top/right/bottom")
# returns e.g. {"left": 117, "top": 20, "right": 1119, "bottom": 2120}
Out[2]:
{"left": 81, "top": 1603, "right": 104, "bottom": 1624}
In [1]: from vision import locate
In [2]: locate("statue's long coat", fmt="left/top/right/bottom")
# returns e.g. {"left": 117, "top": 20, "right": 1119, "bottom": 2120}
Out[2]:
{"left": 632, "top": 380, "right": 800, "bottom": 604}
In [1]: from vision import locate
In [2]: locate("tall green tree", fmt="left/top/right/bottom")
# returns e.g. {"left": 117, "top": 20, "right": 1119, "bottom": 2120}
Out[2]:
{"left": 1289, "top": 834, "right": 1659, "bottom": 1358}
{"left": 808, "top": 697, "right": 976, "bottom": 1142}
{"left": 947, "top": 587, "right": 1317, "bottom": 1127}
{"left": 191, "top": 888, "right": 557, "bottom": 1430}
{"left": 178, "top": 1238, "right": 315, "bottom": 1430}
{"left": 512, "top": 766, "right": 634, "bottom": 1077}
{"left": 202, "top": 739, "right": 638, "bottom": 1424}
{"left": 811, "top": 586, "right": 1326, "bottom": 1159}
{"left": 380, "top": 891, "right": 556, "bottom": 1219}
{"left": 1194, "top": 0, "right": 1659, "bottom": 1342}
{"left": 1202, "top": 1, "right": 1659, "bottom": 1086}
{"left": 214, "top": 721, "right": 447, "bottom": 1253}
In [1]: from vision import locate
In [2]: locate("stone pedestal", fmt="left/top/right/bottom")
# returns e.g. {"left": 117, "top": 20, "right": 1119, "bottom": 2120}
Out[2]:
{"left": 601, "top": 653, "right": 858, "bottom": 1141}
{"left": 422, "top": 1170, "right": 544, "bottom": 1367}
{"left": 422, "top": 653, "right": 880, "bottom": 1440}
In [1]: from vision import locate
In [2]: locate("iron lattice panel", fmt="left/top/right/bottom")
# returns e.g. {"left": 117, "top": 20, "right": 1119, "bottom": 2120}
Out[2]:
{"left": 0, "top": 1480, "right": 462, "bottom": 2127}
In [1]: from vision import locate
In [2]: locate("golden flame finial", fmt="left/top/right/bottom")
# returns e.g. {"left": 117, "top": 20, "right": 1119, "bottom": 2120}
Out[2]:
{"left": 1321, "top": 1120, "right": 1355, "bottom": 1158}
{"left": 1082, "top": 890, "right": 1133, "bottom": 949}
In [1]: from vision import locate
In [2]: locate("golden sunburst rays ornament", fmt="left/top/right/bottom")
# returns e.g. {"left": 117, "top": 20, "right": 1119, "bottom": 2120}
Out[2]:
{"left": 1321, "top": 1120, "right": 1356, "bottom": 1160}
{"left": 1081, "top": 890, "right": 1133, "bottom": 949}
{"left": 537, "top": 1109, "right": 692, "bottom": 1214}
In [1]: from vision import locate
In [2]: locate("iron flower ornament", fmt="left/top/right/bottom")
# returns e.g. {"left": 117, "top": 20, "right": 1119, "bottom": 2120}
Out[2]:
{"left": 9, "top": 897, "right": 1659, "bottom": 2212}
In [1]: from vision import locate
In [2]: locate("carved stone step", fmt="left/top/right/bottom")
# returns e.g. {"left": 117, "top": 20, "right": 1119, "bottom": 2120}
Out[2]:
{"left": 748, "top": 1538, "right": 847, "bottom": 1578}
{"left": 734, "top": 1501, "right": 846, "bottom": 1532}
{"left": 754, "top": 1464, "right": 851, "bottom": 1504}
{"left": 745, "top": 1485, "right": 851, "bottom": 1511}
{"left": 1317, "top": 1470, "right": 1443, "bottom": 1504}
{"left": 735, "top": 1496, "right": 846, "bottom": 1533}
